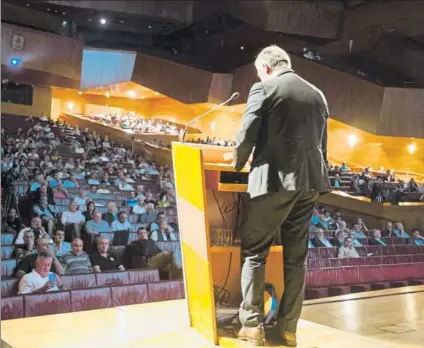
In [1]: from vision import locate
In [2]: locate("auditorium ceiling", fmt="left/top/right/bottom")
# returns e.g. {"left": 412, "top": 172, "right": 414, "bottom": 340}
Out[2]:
{"left": 4, "top": 0, "right": 424, "bottom": 84}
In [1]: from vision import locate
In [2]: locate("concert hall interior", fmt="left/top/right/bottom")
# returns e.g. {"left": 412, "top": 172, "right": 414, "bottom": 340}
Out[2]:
{"left": 1, "top": 1, "right": 424, "bottom": 347}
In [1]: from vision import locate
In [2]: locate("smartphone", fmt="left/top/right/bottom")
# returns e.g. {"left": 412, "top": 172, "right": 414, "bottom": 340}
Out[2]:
{"left": 48, "top": 273, "right": 56, "bottom": 285}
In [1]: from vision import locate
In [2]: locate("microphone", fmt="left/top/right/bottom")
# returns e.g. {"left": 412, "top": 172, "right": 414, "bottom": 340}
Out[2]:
{"left": 180, "top": 92, "right": 240, "bottom": 143}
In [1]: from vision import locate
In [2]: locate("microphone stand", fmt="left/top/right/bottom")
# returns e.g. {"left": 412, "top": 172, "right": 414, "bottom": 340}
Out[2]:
{"left": 180, "top": 93, "right": 239, "bottom": 143}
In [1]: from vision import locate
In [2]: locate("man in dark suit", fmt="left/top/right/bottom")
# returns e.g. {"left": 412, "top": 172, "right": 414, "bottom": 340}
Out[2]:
{"left": 233, "top": 45, "right": 331, "bottom": 346}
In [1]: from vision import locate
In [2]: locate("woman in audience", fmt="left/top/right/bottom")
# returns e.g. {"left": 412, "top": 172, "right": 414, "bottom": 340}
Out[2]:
{"left": 157, "top": 192, "right": 171, "bottom": 208}
{"left": 53, "top": 181, "right": 69, "bottom": 199}
{"left": 84, "top": 201, "right": 96, "bottom": 221}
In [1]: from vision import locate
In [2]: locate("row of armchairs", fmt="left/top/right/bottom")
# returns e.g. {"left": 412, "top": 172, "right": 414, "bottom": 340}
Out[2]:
{"left": 2, "top": 279, "right": 184, "bottom": 320}
{"left": 307, "top": 245, "right": 424, "bottom": 259}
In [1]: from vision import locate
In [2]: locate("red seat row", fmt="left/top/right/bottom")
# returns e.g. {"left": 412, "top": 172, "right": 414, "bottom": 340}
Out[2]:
{"left": 1, "top": 269, "right": 160, "bottom": 297}
{"left": 305, "top": 263, "right": 424, "bottom": 287}
{"left": 307, "top": 254, "right": 424, "bottom": 269}
{"left": 1, "top": 280, "right": 185, "bottom": 320}
{"left": 307, "top": 245, "right": 424, "bottom": 259}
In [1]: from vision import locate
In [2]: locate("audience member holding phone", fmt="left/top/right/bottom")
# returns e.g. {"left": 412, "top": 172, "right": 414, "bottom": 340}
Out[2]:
{"left": 18, "top": 251, "right": 65, "bottom": 294}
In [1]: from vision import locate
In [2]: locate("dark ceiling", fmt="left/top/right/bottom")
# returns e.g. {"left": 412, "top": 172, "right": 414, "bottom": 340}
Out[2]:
{"left": 2, "top": 0, "right": 424, "bottom": 86}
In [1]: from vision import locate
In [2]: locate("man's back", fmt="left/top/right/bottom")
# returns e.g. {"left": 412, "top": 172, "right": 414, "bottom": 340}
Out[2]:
{"left": 245, "top": 69, "right": 330, "bottom": 197}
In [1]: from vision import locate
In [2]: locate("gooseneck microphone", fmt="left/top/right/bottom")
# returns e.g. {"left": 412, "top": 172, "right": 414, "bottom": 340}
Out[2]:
{"left": 180, "top": 92, "right": 240, "bottom": 143}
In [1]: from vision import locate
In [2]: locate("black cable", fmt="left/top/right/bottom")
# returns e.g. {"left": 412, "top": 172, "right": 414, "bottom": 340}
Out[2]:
{"left": 212, "top": 189, "right": 227, "bottom": 229}
{"left": 216, "top": 252, "right": 232, "bottom": 304}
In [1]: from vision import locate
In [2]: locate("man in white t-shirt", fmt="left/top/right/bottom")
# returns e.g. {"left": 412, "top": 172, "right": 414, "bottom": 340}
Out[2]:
{"left": 18, "top": 251, "right": 65, "bottom": 294}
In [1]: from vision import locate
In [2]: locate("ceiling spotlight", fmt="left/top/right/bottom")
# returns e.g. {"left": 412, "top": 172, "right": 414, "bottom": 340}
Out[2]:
{"left": 62, "top": 21, "right": 67, "bottom": 26}
{"left": 67, "top": 102, "right": 74, "bottom": 111}
{"left": 54, "top": 9, "right": 58, "bottom": 13}
{"left": 240, "top": 46, "right": 244, "bottom": 50}
{"left": 127, "top": 90, "right": 136, "bottom": 98}
{"left": 154, "top": 92, "right": 159, "bottom": 95}
{"left": 119, "top": 20, "right": 124, "bottom": 24}
{"left": 105, "top": 92, "right": 110, "bottom": 98}
{"left": 78, "top": 91, "right": 82, "bottom": 95}
{"left": 230, "top": 108, "right": 235, "bottom": 112}
{"left": 26, "top": 4, "right": 30, "bottom": 7}
{"left": 47, "top": 8, "right": 51, "bottom": 11}
{"left": 148, "top": 25, "right": 152, "bottom": 29}
{"left": 10, "top": 58, "right": 21, "bottom": 66}
{"left": 347, "top": 133, "right": 357, "bottom": 148}
{"left": 88, "top": 18, "right": 92, "bottom": 22}
{"left": 99, "top": 18, "right": 107, "bottom": 25}
{"left": 62, "top": 12, "right": 66, "bottom": 15}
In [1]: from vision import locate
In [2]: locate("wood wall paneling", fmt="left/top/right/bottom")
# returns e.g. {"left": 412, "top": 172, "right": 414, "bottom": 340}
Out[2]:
{"left": 1, "top": 23, "right": 83, "bottom": 83}
{"left": 1, "top": 86, "right": 52, "bottom": 118}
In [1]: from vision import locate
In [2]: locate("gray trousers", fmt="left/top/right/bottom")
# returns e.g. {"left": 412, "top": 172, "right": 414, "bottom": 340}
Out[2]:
{"left": 239, "top": 190, "right": 319, "bottom": 333}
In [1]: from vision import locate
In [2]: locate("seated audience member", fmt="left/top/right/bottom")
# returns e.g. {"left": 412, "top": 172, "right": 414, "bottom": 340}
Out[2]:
{"left": 51, "top": 230, "right": 72, "bottom": 257}
{"left": 337, "top": 237, "right": 360, "bottom": 258}
{"left": 368, "top": 230, "right": 388, "bottom": 246}
{"left": 59, "top": 238, "right": 92, "bottom": 274}
{"left": 132, "top": 197, "right": 146, "bottom": 215}
{"left": 140, "top": 203, "right": 158, "bottom": 224}
{"left": 33, "top": 195, "right": 57, "bottom": 237}
{"left": 311, "top": 229, "right": 333, "bottom": 247}
{"left": 32, "top": 183, "right": 55, "bottom": 205}
{"left": 86, "top": 211, "right": 111, "bottom": 235}
{"left": 149, "top": 212, "right": 175, "bottom": 232}
{"left": 18, "top": 251, "right": 65, "bottom": 294}
{"left": 3, "top": 208, "right": 22, "bottom": 234}
{"left": 348, "top": 231, "right": 362, "bottom": 247}
{"left": 135, "top": 185, "right": 146, "bottom": 200}
{"left": 15, "top": 217, "right": 52, "bottom": 244}
{"left": 118, "top": 177, "right": 134, "bottom": 191}
{"left": 150, "top": 221, "right": 179, "bottom": 242}
{"left": 63, "top": 174, "right": 79, "bottom": 188}
{"left": 15, "top": 230, "right": 36, "bottom": 261}
{"left": 84, "top": 201, "right": 96, "bottom": 221}
{"left": 103, "top": 202, "right": 118, "bottom": 225}
{"left": 409, "top": 229, "right": 424, "bottom": 245}
{"left": 157, "top": 192, "right": 172, "bottom": 208}
{"left": 339, "top": 162, "right": 350, "bottom": 172}
{"left": 90, "top": 236, "right": 125, "bottom": 272}
{"left": 352, "top": 223, "right": 367, "bottom": 239}
{"left": 393, "top": 222, "right": 409, "bottom": 238}
{"left": 15, "top": 238, "right": 64, "bottom": 278}
{"left": 122, "top": 227, "right": 174, "bottom": 270}
{"left": 332, "top": 230, "right": 347, "bottom": 247}
{"left": 74, "top": 190, "right": 88, "bottom": 207}
{"left": 61, "top": 201, "right": 86, "bottom": 240}
{"left": 356, "top": 218, "right": 368, "bottom": 231}
{"left": 53, "top": 182, "right": 69, "bottom": 198}
{"left": 111, "top": 212, "right": 132, "bottom": 232}
{"left": 382, "top": 221, "right": 394, "bottom": 237}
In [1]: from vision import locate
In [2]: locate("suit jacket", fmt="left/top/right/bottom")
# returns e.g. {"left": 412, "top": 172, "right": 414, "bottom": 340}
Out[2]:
{"left": 234, "top": 68, "right": 331, "bottom": 198}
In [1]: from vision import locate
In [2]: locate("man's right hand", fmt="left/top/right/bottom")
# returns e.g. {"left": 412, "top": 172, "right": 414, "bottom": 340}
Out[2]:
{"left": 39, "top": 281, "right": 54, "bottom": 292}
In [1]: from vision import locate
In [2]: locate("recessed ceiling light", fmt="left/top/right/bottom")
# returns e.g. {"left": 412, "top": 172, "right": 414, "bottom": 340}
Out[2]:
{"left": 47, "top": 8, "right": 51, "bottom": 11}
{"left": 148, "top": 25, "right": 152, "bottom": 29}
{"left": 62, "top": 21, "right": 67, "bottom": 26}
{"left": 54, "top": 9, "right": 58, "bottom": 13}
{"left": 154, "top": 92, "right": 158, "bottom": 95}
{"left": 127, "top": 90, "right": 136, "bottom": 98}
{"left": 119, "top": 20, "right": 124, "bottom": 24}
{"left": 230, "top": 108, "right": 235, "bottom": 112}
{"left": 88, "top": 18, "right": 92, "bottom": 22}
{"left": 26, "top": 4, "right": 30, "bottom": 7}
{"left": 240, "top": 46, "right": 244, "bottom": 50}
{"left": 78, "top": 91, "right": 82, "bottom": 95}
{"left": 62, "top": 12, "right": 66, "bottom": 15}
{"left": 99, "top": 18, "right": 107, "bottom": 25}
{"left": 105, "top": 92, "right": 110, "bottom": 98}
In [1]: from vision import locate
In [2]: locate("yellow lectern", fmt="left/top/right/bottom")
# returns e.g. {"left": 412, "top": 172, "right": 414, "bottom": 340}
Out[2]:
{"left": 172, "top": 142, "right": 284, "bottom": 347}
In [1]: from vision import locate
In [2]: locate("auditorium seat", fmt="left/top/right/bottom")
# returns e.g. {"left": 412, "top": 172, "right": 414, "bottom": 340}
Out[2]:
{"left": 412, "top": 254, "right": 424, "bottom": 263}
{"left": 109, "top": 246, "right": 125, "bottom": 260}
{"left": 409, "top": 279, "right": 424, "bottom": 285}
{"left": 380, "top": 256, "right": 398, "bottom": 265}
{"left": 370, "top": 282, "right": 391, "bottom": 290}
{"left": 110, "top": 284, "right": 149, "bottom": 306}
{"left": 95, "top": 270, "right": 130, "bottom": 287}
{"left": 396, "top": 255, "right": 413, "bottom": 264}
{"left": 61, "top": 273, "right": 97, "bottom": 290}
{"left": 304, "top": 288, "right": 328, "bottom": 300}
{"left": 24, "top": 291, "right": 72, "bottom": 317}
{"left": 71, "top": 287, "right": 112, "bottom": 312}
{"left": 147, "top": 281, "right": 184, "bottom": 302}
{"left": 1, "top": 278, "right": 19, "bottom": 297}
{"left": 1, "top": 246, "right": 14, "bottom": 259}
{"left": 1, "top": 233, "right": 14, "bottom": 246}
{"left": 328, "top": 285, "right": 351, "bottom": 296}
{"left": 2, "top": 259, "right": 17, "bottom": 277}
{"left": 350, "top": 284, "right": 372, "bottom": 293}
{"left": 128, "top": 269, "right": 160, "bottom": 284}
{"left": 1, "top": 296, "right": 24, "bottom": 320}
{"left": 390, "top": 280, "right": 409, "bottom": 288}
{"left": 345, "top": 258, "right": 366, "bottom": 267}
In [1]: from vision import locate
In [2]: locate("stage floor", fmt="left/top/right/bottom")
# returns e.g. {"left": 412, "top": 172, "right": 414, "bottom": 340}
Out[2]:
{"left": 2, "top": 287, "right": 422, "bottom": 348}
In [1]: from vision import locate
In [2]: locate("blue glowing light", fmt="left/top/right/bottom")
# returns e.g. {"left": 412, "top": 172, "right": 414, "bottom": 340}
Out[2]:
{"left": 10, "top": 58, "right": 21, "bottom": 66}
